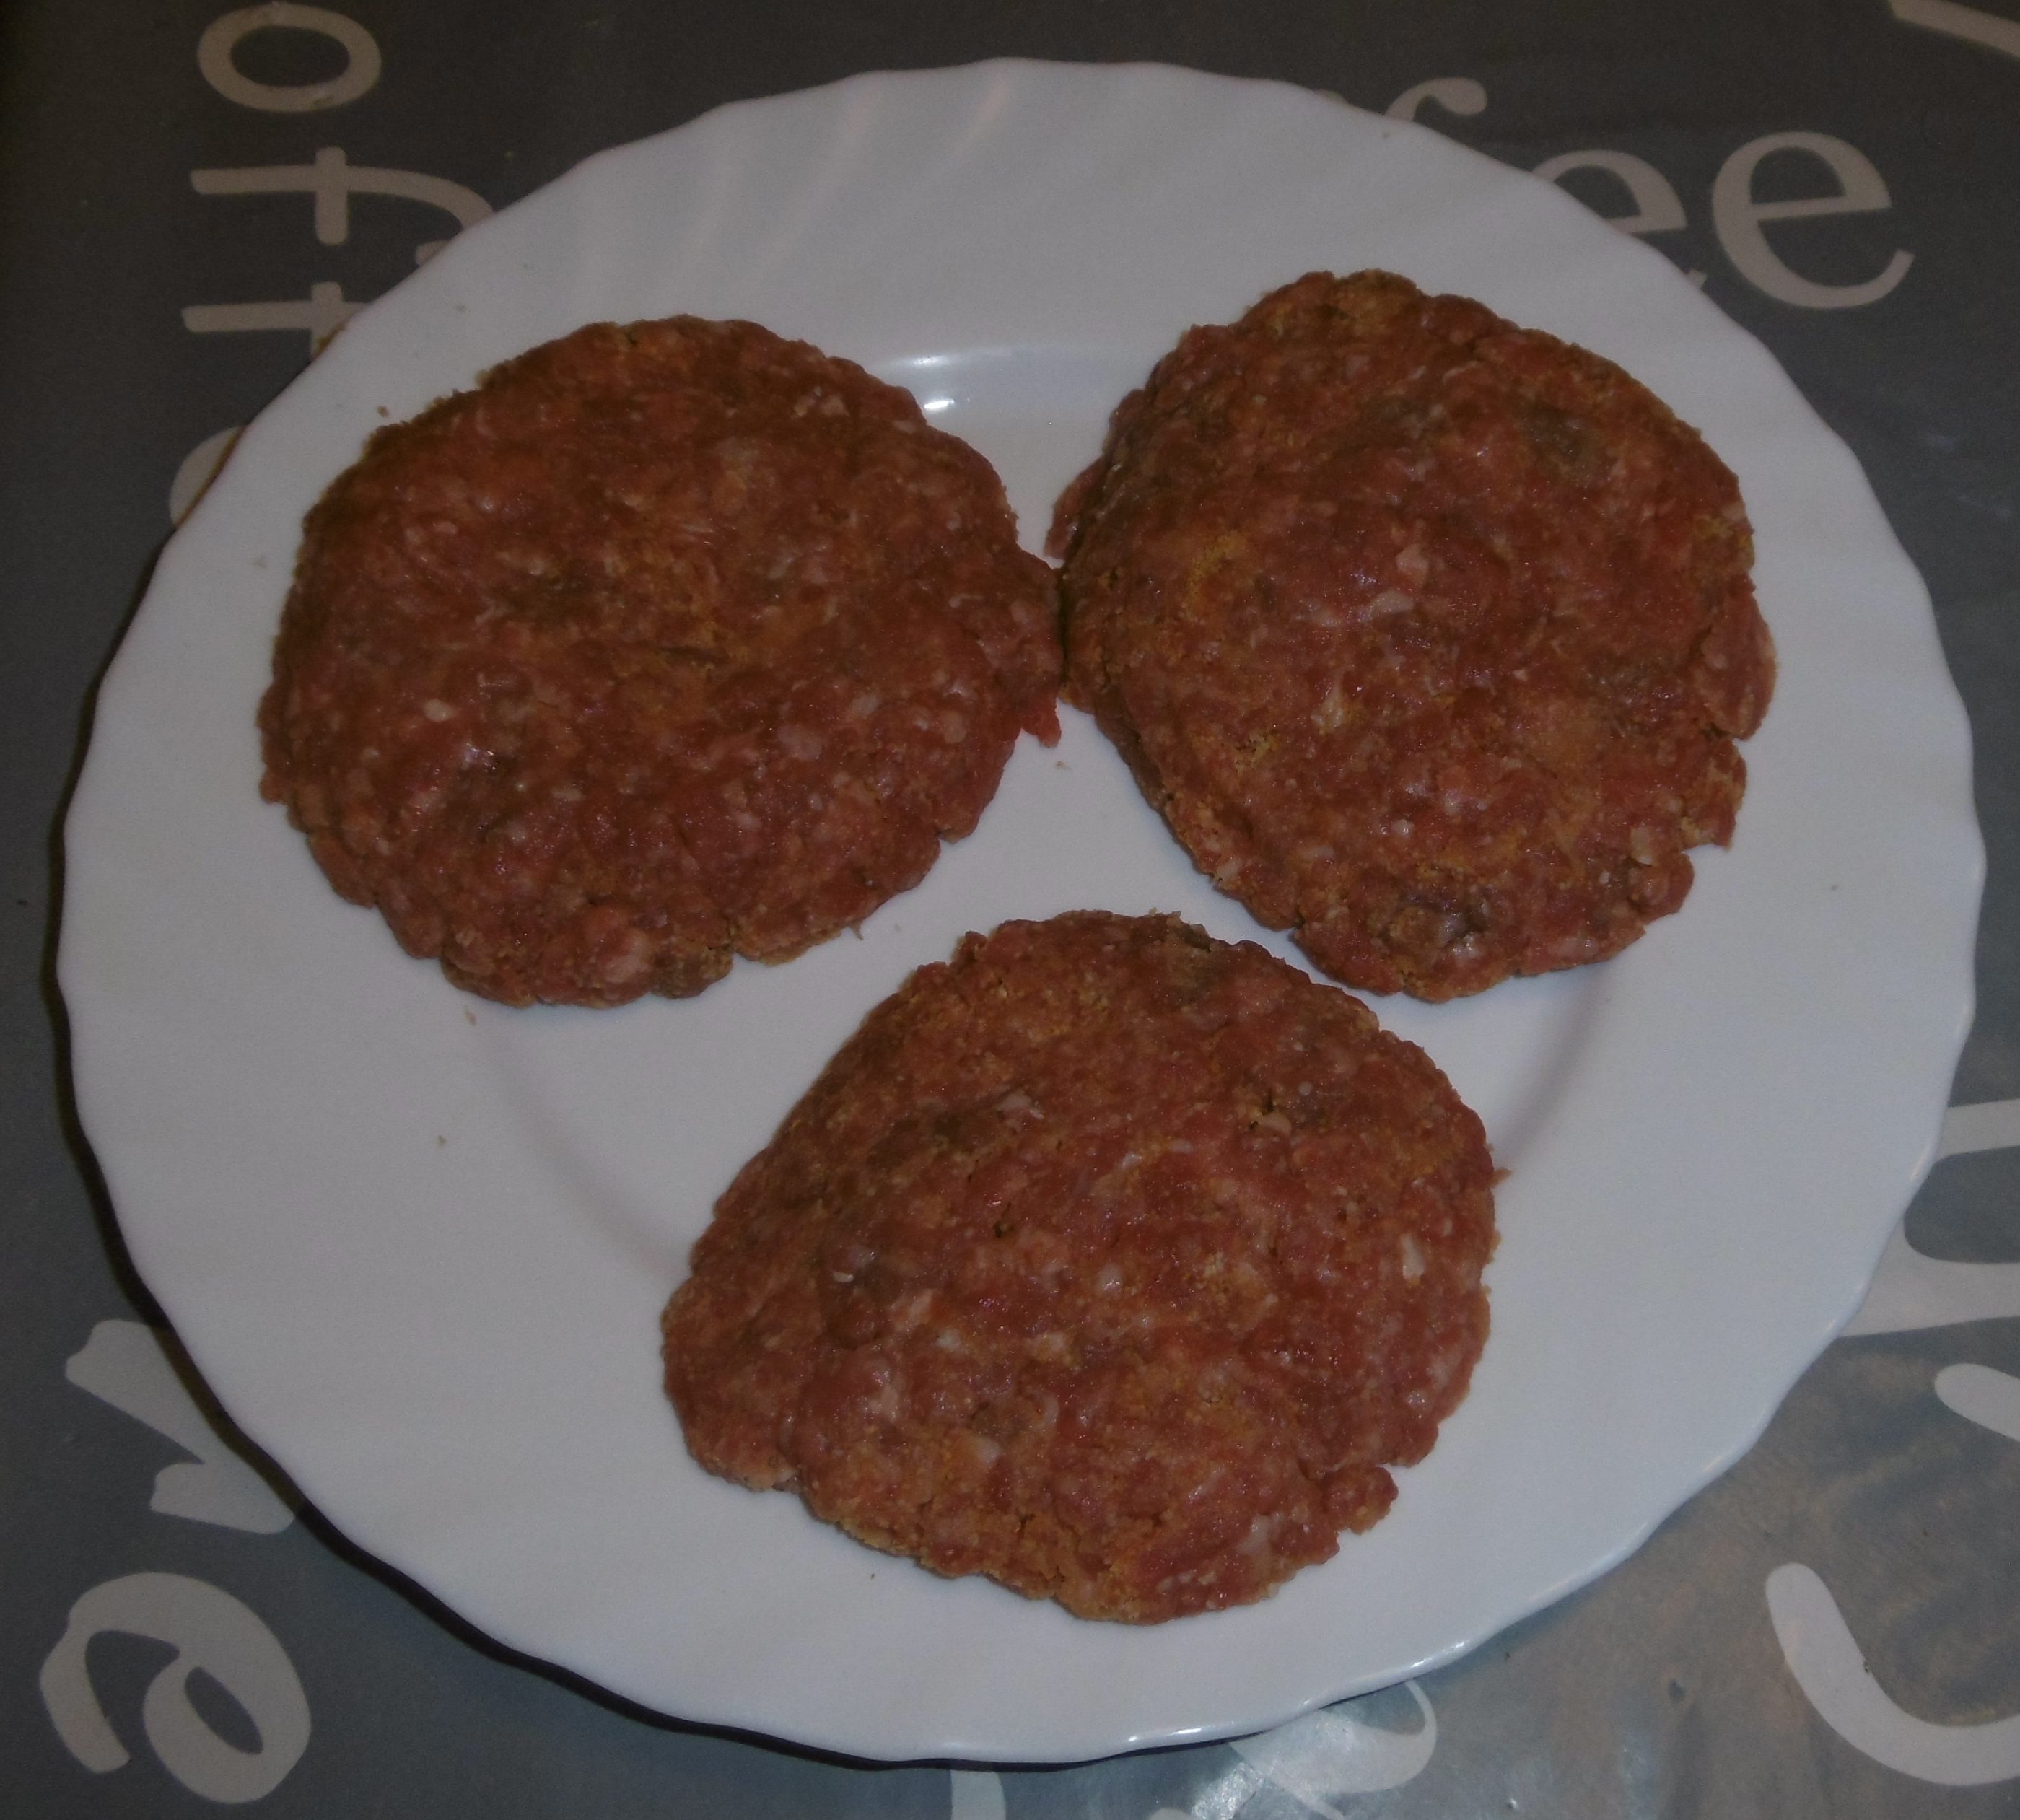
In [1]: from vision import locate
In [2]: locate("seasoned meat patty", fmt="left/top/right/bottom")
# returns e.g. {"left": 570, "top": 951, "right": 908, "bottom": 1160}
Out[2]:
{"left": 1051, "top": 271, "right": 1775, "bottom": 1000}
{"left": 662, "top": 911, "right": 1495, "bottom": 1623}
{"left": 261, "top": 316, "right": 1060, "bottom": 1007}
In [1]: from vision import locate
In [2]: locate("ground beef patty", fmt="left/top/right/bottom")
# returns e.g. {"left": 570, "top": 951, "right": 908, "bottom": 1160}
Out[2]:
{"left": 261, "top": 317, "right": 1060, "bottom": 1007}
{"left": 662, "top": 911, "right": 1495, "bottom": 1623}
{"left": 1051, "top": 271, "right": 1775, "bottom": 1000}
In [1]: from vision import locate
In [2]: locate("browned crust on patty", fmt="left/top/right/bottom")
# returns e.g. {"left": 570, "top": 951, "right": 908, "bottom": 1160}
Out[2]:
{"left": 1051, "top": 271, "right": 1775, "bottom": 1000}
{"left": 662, "top": 911, "right": 1496, "bottom": 1623}
{"left": 261, "top": 316, "right": 1062, "bottom": 1007}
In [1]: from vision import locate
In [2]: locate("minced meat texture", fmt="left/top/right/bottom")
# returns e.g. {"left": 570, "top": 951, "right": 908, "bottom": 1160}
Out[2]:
{"left": 1050, "top": 271, "right": 1775, "bottom": 1000}
{"left": 261, "top": 316, "right": 1061, "bottom": 1007}
{"left": 661, "top": 911, "right": 1495, "bottom": 1624}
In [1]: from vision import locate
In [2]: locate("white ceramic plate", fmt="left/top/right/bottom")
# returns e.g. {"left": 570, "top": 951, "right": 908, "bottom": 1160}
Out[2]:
{"left": 61, "top": 62, "right": 1980, "bottom": 1762}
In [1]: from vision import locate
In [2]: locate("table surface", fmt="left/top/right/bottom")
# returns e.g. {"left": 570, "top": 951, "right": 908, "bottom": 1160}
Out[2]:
{"left": 5, "top": 3, "right": 2018, "bottom": 1815}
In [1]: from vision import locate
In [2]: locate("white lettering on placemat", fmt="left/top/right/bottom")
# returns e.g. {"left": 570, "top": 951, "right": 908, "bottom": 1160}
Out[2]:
{"left": 41, "top": 1573, "right": 310, "bottom": 1802}
{"left": 45, "top": 1321, "right": 310, "bottom": 1802}
{"left": 949, "top": 1768, "right": 1006, "bottom": 1820}
{"left": 1845, "top": 1099, "right": 2020, "bottom": 1337}
{"left": 173, "top": 3, "right": 489, "bottom": 513}
{"left": 1934, "top": 1362, "right": 2020, "bottom": 1444}
{"left": 1226, "top": 1683, "right": 1438, "bottom": 1810}
{"left": 1775, "top": 1090, "right": 2020, "bottom": 1791}
{"left": 946, "top": 1682, "right": 1435, "bottom": 1819}
{"left": 197, "top": 3, "right": 380, "bottom": 113}
{"left": 1710, "top": 132, "right": 1914, "bottom": 310}
{"left": 1891, "top": 0, "right": 2020, "bottom": 63}
{"left": 65, "top": 1321, "right": 296, "bottom": 1534}
{"left": 191, "top": 146, "right": 491, "bottom": 266}
{"left": 1767, "top": 1564, "right": 2020, "bottom": 1787}
{"left": 1389, "top": 79, "right": 1915, "bottom": 310}
{"left": 1385, "top": 79, "right": 1487, "bottom": 123}
{"left": 1532, "top": 149, "right": 1686, "bottom": 238}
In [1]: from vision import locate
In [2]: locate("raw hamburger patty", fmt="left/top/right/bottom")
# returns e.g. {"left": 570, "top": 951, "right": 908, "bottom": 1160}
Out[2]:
{"left": 1051, "top": 271, "right": 1775, "bottom": 1000}
{"left": 662, "top": 911, "right": 1496, "bottom": 1623}
{"left": 261, "top": 316, "right": 1060, "bottom": 1007}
